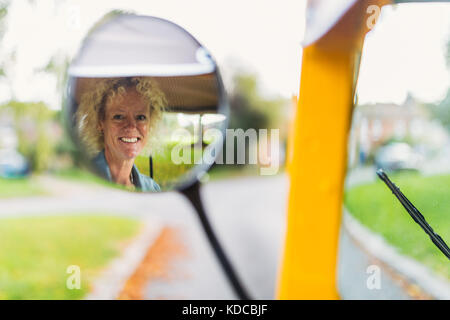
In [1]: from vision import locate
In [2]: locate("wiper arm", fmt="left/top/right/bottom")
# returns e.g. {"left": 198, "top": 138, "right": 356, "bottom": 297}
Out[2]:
{"left": 376, "top": 168, "right": 450, "bottom": 260}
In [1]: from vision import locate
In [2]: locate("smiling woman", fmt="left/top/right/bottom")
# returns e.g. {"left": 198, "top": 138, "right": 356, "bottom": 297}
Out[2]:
{"left": 75, "top": 77, "right": 166, "bottom": 191}
{"left": 65, "top": 14, "right": 227, "bottom": 193}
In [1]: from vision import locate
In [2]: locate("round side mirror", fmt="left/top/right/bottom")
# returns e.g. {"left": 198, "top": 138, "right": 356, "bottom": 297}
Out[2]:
{"left": 64, "top": 14, "right": 228, "bottom": 192}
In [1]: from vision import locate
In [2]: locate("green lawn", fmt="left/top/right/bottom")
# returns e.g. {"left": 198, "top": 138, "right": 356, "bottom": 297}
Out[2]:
{"left": 0, "top": 215, "right": 140, "bottom": 299}
{"left": 208, "top": 164, "right": 286, "bottom": 181}
{"left": 344, "top": 172, "right": 450, "bottom": 279}
{"left": 52, "top": 167, "right": 114, "bottom": 187}
{"left": 0, "top": 177, "right": 46, "bottom": 198}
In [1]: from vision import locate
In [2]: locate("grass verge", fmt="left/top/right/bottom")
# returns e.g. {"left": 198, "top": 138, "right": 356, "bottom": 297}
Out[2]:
{"left": 0, "top": 215, "right": 140, "bottom": 299}
{"left": 344, "top": 172, "right": 450, "bottom": 279}
{"left": 0, "top": 177, "right": 46, "bottom": 198}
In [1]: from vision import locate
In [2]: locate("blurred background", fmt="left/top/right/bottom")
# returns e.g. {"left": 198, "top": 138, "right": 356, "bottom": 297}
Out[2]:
{"left": 341, "top": 3, "right": 450, "bottom": 299}
{"left": 0, "top": 0, "right": 449, "bottom": 300}
{"left": 0, "top": 0, "right": 298, "bottom": 300}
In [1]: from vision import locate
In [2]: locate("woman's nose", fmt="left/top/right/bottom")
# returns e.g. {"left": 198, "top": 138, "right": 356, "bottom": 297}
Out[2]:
{"left": 124, "top": 117, "right": 137, "bottom": 129}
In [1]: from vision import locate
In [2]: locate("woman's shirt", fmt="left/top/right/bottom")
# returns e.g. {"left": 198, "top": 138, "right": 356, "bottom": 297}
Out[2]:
{"left": 92, "top": 150, "right": 161, "bottom": 192}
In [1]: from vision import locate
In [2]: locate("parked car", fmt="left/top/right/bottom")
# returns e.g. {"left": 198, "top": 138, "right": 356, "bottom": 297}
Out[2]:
{"left": 374, "top": 142, "right": 422, "bottom": 172}
{"left": 0, "top": 148, "right": 30, "bottom": 178}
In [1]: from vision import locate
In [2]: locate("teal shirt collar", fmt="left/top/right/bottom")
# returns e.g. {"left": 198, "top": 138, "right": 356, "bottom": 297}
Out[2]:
{"left": 92, "top": 150, "right": 160, "bottom": 192}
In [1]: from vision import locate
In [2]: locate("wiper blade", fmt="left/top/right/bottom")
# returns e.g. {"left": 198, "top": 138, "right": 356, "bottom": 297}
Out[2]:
{"left": 376, "top": 169, "right": 450, "bottom": 260}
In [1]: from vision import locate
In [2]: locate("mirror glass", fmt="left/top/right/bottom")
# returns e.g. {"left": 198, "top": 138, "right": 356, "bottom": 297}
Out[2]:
{"left": 64, "top": 14, "right": 227, "bottom": 192}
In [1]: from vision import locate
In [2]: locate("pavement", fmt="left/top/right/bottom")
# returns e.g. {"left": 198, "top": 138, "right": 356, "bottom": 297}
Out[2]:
{"left": 1, "top": 171, "right": 446, "bottom": 299}
{"left": 337, "top": 225, "right": 413, "bottom": 300}
{"left": 0, "top": 174, "right": 287, "bottom": 299}
{"left": 339, "top": 211, "right": 450, "bottom": 299}
{"left": 342, "top": 165, "right": 450, "bottom": 299}
{"left": 143, "top": 174, "right": 288, "bottom": 300}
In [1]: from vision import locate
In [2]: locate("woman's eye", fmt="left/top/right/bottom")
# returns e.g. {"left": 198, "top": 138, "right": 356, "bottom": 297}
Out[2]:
{"left": 113, "top": 114, "right": 123, "bottom": 120}
{"left": 137, "top": 115, "right": 147, "bottom": 121}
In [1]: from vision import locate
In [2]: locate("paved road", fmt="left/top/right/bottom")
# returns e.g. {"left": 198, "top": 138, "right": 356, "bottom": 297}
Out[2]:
{"left": 143, "top": 174, "right": 288, "bottom": 300}
{"left": 0, "top": 173, "right": 420, "bottom": 299}
{"left": 337, "top": 227, "right": 412, "bottom": 300}
{"left": 0, "top": 174, "right": 288, "bottom": 299}
{"left": 139, "top": 172, "right": 417, "bottom": 300}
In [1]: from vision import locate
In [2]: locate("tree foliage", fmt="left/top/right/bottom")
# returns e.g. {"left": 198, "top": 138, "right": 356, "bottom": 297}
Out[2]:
{"left": 0, "top": 0, "right": 10, "bottom": 77}
{"left": 431, "top": 37, "right": 450, "bottom": 131}
{"left": 228, "top": 72, "right": 287, "bottom": 131}
{"left": 0, "top": 101, "right": 58, "bottom": 172}
{"left": 217, "top": 71, "right": 288, "bottom": 168}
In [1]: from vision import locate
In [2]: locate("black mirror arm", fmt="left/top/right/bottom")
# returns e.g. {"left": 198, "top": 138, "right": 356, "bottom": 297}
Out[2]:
{"left": 180, "top": 180, "right": 252, "bottom": 300}
{"left": 149, "top": 156, "right": 154, "bottom": 179}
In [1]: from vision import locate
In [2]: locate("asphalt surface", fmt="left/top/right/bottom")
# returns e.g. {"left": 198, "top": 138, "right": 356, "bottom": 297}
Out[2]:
{"left": 0, "top": 172, "right": 423, "bottom": 299}
{"left": 143, "top": 174, "right": 289, "bottom": 300}
{"left": 337, "top": 227, "right": 412, "bottom": 300}
{"left": 140, "top": 172, "right": 418, "bottom": 300}
{"left": 0, "top": 174, "right": 288, "bottom": 299}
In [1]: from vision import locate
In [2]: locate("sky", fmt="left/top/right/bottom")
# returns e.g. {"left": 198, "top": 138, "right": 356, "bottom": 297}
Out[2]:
{"left": 0, "top": 1, "right": 449, "bottom": 109}
{"left": 0, "top": 0, "right": 306, "bottom": 109}
{"left": 357, "top": 3, "right": 450, "bottom": 105}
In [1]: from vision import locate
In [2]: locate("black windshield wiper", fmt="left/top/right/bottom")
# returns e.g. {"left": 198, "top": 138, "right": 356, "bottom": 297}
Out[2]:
{"left": 376, "top": 168, "right": 450, "bottom": 260}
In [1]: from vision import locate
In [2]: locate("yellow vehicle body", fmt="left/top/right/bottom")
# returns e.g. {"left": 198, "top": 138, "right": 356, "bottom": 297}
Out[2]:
{"left": 276, "top": 0, "right": 426, "bottom": 299}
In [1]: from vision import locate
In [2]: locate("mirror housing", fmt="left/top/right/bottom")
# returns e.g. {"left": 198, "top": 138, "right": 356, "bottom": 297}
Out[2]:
{"left": 64, "top": 14, "right": 228, "bottom": 192}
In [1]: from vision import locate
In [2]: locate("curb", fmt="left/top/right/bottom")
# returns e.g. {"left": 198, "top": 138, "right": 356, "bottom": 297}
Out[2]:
{"left": 343, "top": 210, "right": 450, "bottom": 300}
{"left": 84, "top": 218, "right": 164, "bottom": 300}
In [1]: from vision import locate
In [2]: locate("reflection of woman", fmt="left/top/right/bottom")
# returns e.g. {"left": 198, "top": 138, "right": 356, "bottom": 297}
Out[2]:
{"left": 76, "top": 77, "right": 166, "bottom": 191}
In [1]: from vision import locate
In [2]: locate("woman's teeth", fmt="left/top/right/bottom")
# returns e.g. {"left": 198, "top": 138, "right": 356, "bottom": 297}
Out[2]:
{"left": 120, "top": 137, "right": 138, "bottom": 143}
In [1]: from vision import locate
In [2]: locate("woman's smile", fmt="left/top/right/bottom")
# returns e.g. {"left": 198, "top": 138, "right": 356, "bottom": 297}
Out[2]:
{"left": 119, "top": 137, "right": 140, "bottom": 143}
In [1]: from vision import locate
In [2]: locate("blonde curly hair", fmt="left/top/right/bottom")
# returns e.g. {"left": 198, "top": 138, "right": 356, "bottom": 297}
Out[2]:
{"left": 75, "top": 77, "right": 167, "bottom": 157}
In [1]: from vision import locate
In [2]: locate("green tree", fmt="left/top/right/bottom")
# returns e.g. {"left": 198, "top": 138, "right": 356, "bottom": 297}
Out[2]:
{"left": 432, "top": 37, "right": 450, "bottom": 131}
{"left": 218, "top": 71, "right": 288, "bottom": 167}
{"left": 0, "top": 0, "right": 10, "bottom": 78}
{"left": 228, "top": 72, "right": 287, "bottom": 131}
{"left": 0, "top": 101, "right": 58, "bottom": 173}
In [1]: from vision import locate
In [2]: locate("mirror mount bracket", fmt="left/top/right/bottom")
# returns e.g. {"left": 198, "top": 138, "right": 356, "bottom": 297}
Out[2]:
{"left": 179, "top": 180, "right": 251, "bottom": 300}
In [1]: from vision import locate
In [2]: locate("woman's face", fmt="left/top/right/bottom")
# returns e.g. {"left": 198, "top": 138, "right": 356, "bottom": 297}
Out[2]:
{"left": 99, "top": 88, "right": 150, "bottom": 161}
